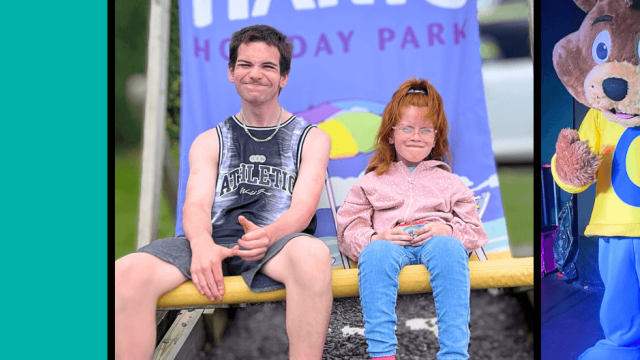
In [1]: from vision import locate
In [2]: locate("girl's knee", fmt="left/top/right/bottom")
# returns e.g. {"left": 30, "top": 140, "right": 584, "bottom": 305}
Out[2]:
{"left": 428, "top": 236, "right": 467, "bottom": 255}
{"left": 421, "top": 236, "right": 469, "bottom": 273}
{"left": 359, "top": 240, "right": 398, "bottom": 264}
{"left": 359, "top": 240, "right": 407, "bottom": 276}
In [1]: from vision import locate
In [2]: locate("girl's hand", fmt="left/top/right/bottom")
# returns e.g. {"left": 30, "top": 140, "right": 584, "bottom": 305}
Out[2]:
{"left": 371, "top": 227, "right": 413, "bottom": 246}
{"left": 411, "top": 223, "right": 453, "bottom": 246}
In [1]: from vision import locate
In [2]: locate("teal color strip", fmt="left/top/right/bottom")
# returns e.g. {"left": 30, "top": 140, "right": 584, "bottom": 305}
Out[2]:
{"left": 0, "top": 2, "right": 107, "bottom": 358}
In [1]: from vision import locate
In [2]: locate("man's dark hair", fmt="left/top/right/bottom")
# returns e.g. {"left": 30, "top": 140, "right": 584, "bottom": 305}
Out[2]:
{"left": 228, "top": 25, "right": 293, "bottom": 77}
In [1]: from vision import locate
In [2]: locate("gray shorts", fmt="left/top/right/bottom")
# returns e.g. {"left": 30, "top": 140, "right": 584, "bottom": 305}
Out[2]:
{"left": 136, "top": 232, "right": 316, "bottom": 292}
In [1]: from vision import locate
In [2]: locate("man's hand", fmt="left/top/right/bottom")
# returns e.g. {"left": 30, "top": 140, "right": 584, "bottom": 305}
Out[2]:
{"left": 371, "top": 227, "right": 413, "bottom": 246}
{"left": 411, "top": 223, "right": 453, "bottom": 246}
{"left": 235, "top": 215, "right": 271, "bottom": 262}
{"left": 189, "top": 237, "right": 239, "bottom": 302}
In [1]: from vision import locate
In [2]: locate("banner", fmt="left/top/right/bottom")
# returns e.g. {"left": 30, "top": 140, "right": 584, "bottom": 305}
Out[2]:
{"left": 177, "top": 0, "right": 510, "bottom": 265}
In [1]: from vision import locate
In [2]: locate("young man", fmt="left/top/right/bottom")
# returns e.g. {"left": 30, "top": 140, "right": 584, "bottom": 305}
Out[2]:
{"left": 115, "top": 25, "right": 333, "bottom": 360}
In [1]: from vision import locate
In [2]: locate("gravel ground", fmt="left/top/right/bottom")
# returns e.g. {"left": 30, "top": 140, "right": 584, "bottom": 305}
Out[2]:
{"left": 206, "top": 289, "right": 533, "bottom": 359}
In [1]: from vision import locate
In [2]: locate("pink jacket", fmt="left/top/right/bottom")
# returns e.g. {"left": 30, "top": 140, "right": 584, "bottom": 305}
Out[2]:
{"left": 336, "top": 160, "right": 488, "bottom": 261}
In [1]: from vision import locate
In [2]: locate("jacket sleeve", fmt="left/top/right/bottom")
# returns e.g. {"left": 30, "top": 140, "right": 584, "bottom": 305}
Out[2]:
{"left": 336, "top": 183, "right": 376, "bottom": 262}
{"left": 448, "top": 184, "right": 489, "bottom": 251}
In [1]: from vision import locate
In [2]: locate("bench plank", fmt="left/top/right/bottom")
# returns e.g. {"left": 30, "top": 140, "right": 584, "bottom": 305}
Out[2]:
{"left": 157, "top": 257, "right": 534, "bottom": 308}
{"left": 153, "top": 309, "right": 205, "bottom": 360}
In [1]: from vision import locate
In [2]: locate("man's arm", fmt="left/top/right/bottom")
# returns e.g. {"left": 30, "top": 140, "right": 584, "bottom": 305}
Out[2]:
{"left": 183, "top": 128, "right": 238, "bottom": 301}
{"left": 183, "top": 129, "right": 218, "bottom": 244}
{"left": 235, "top": 127, "right": 331, "bottom": 260}
{"left": 267, "top": 127, "right": 331, "bottom": 240}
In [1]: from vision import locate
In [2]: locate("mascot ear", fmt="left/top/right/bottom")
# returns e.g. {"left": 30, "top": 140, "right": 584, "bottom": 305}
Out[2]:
{"left": 574, "top": 0, "right": 596, "bottom": 12}
{"left": 553, "top": 35, "right": 591, "bottom": 107}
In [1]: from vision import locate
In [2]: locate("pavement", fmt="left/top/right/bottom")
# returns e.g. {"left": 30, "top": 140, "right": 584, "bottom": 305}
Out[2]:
{"left": 205, "top": 250, "right": 534, "bottom": 359}
{"left": 541, "top": 270, "right": 604, "bottom": 360}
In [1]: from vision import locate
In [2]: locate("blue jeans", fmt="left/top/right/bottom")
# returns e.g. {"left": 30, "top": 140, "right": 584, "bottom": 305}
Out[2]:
{"left": 579, "top": 237, "right": 640, "bottom": 360}
{"left": 358, "top": 236, "right": 470, "bottom": 359}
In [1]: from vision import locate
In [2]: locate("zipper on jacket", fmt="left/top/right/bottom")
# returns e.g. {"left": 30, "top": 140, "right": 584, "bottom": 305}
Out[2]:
{"left": 401, "top": 165, "right": 416, "bottom": 223}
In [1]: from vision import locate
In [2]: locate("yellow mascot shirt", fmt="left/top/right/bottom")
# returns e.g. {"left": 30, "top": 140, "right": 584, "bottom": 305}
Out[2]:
{"left": 551, "top": 108, "right": 640, "bottom": 237}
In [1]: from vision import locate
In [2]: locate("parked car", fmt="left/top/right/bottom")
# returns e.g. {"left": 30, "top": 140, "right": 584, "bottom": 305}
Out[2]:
{"left": 479, "top": 0, "right": 533, "bottom": 163}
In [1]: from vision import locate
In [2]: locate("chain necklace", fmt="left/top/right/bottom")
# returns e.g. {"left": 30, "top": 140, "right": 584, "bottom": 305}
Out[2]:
{"left": 239, "top": 106, "right": 283, "bottom": 143}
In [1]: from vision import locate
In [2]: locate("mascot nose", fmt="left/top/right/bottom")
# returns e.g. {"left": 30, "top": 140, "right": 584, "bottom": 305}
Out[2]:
{"left": 602, "top": 77, "right": 628, "bottom": 102}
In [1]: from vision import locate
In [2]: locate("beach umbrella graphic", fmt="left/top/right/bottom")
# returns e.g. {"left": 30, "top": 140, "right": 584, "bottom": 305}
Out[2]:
{"left": 296, "top": 99, "right": 385, "bottom": 160}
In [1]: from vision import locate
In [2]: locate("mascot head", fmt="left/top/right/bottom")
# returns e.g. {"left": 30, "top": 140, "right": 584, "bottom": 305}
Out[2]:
{"left": 553, "top": 0, "right": 640, "bottom": 128}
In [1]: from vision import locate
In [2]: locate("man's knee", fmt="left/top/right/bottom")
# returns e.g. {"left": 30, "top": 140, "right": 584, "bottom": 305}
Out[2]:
{"left": 115, "top": 254, "right": 152, "bottom": 300}
{"left": 292, "top": 236, "right": 331, "bottom": 268}
{"left": 285, "top": 236, "right": 332, "bottom": 284}
{"left": 115, "top": 253, "right": 180, "bottom": 301}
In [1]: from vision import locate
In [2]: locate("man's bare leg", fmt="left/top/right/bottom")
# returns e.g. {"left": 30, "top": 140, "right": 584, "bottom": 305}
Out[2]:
{"left": 261, "top": 236, "right": 333, "bottom": 359}
{"left": 115, "top": 253, "right": 188, "bottom": 360}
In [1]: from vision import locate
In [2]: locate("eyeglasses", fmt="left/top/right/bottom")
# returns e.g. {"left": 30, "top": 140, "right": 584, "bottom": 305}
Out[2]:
{"left": 392, "top": 126, "right": 437, "bottom": 138}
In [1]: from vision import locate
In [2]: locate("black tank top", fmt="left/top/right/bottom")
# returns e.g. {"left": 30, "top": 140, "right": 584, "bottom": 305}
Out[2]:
{"left": 210, "top": 115, "right": 317, "bottom": 244}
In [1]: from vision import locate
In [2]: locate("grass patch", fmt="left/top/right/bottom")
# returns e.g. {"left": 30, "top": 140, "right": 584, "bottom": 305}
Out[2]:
{"left": 497, "top": 166, "right": 533, "bottom": 248}
{"left": 115, "top": 148, "right": 176, "bottom": 260}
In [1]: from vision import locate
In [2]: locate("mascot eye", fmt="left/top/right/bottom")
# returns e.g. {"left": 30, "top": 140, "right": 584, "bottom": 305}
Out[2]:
{"left": 591, "top": 30, "right": 611, "bottom": 64}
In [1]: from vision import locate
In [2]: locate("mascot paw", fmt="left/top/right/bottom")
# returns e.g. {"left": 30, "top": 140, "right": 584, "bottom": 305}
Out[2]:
{"left": 555, "top": 128, "right": 601, "bottom": 187}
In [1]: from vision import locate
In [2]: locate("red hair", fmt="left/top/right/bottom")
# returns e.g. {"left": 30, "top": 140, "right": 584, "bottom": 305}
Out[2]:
{"left": 366, "top": 78, "right": 451, "bottom": 175}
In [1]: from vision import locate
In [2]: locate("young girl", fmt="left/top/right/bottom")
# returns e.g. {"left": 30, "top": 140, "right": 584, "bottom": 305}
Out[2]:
{"left": 336, "top": 78, "right": 488, "bottom": 360}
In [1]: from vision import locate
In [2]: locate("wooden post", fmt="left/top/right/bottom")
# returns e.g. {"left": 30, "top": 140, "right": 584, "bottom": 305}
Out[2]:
{"left": 126, "top": 73, "right": 179, "bottom": 221}
{"left": 162, "top": 141, "right": 179, "bottom": 220}
{"left": 137, "top": 0, "right": 172, "bottom": 249}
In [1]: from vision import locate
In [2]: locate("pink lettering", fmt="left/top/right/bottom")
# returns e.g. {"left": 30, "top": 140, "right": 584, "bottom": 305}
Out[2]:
{"left": 218, "top": 38, "right": 229, "bottom": 61}
{"left": 195, "top": 37, "right": 210, "bottom": 61}
{"left": 315, "top": 33, "right": 333, "bottom": 56}
{"left": 401, "top": 26, "right": 419, "bottom": 49}
{"left": 378, "top": 28, "right": 395, "bottom": 51}
{"left": 337, "top": 30, "right": 354, "bottom": 53}
{"left": 427, "top": 23, "right": 445, "bottom": 46}
{"left": 454, "top": 21, "right": 466, "bottom": 44}
{"left": 289, "top": 35, "right": 307, "bottom": 59}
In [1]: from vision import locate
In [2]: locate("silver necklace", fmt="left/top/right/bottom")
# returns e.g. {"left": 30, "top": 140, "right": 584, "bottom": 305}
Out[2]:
{"left": 239, "top": 106, "right": 283, "bottom": 143}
